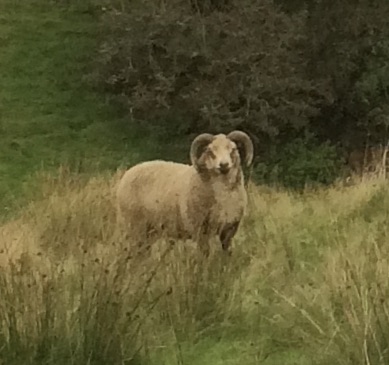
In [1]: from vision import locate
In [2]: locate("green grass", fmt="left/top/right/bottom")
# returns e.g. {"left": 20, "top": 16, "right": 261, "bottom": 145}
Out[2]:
{"left": 0, "top": 0, "right": 185, "bottom": 217}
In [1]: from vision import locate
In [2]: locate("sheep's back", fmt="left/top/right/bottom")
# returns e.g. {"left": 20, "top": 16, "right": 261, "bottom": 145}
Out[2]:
{"left": 116, "top": 160, "right": 194, "bottom": 233}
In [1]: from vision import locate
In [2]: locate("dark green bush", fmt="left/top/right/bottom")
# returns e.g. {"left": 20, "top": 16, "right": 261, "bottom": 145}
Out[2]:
{"left": 305, "top": 0, "right": 389, "bottom": 148}
{"left": 96, "top": 0, "right": 330, "bottom": 143}
{"left": 253, "top": 135, "right": 343, "bottom": 190}
{"left": 93, "top": 0, "right": 389, "bottom": 186}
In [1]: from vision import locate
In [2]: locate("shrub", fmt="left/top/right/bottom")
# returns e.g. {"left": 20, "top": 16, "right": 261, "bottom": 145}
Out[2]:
{"left": 96, "top": 0, "right": 331, "bottom": 145}
{"left": 253, "top": 135, "right": 343, "bottom": 189}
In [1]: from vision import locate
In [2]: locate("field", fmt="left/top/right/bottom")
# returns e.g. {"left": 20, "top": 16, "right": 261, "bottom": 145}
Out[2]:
{"left": 1, "top": 170, "right": 389, "bottom": 365}
{"left": 0, "top": 0, "right": 184, "bottom": 218}
{"left": 1, "top": 1, "right": 389, "bottom": 365}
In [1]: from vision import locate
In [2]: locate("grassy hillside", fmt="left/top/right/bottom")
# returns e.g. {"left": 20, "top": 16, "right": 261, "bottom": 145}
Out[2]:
{"left": 1, "top": 2, "right": 389, "bottom": 365}
{"left": 1, "top": 170, "right": 389, "bottom": 365}
{"left": 0, "top": 0, "right": 181, "bottom": 217}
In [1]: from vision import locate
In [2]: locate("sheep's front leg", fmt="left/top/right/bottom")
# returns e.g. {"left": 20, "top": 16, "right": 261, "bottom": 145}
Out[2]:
{"left": 219, "top": 221, "right": 240, "bottom": 254}
{"left": 196, "top": 221, "right": 211, "bottom": 257}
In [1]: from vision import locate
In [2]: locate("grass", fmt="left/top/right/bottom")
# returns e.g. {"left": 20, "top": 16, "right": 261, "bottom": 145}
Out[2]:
{"left": 1, "top": 1, "right": 389, "bottom": 364}
{"left": 0, "top": 0, "right": 188, "bottom": 218}
{"left": 1, "top": 169, "right": 389, "bottom": 364}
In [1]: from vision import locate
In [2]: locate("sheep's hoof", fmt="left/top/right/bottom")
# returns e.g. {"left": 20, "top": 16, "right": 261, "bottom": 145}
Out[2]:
{"left": 222, "top": 247, "right": 232, "bottom": 256}
{"left": 222, "top": 242, "right": 230, "bottom": 251}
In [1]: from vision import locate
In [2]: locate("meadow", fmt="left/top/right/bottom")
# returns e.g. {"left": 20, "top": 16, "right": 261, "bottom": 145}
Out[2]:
{"left": 1, "top": 1, "right": 389, "bottom": 364}
{"left": 0, "top": 0, "right": 184, "bottom": 218}
{"left": 1, "top": 169, "right": 389, "bottom": 365}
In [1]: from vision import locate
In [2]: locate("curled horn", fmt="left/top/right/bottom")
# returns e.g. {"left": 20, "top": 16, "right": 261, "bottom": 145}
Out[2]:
{"left": 227, "top": 130, "right": 254, "bottom": 166}
{"left": 190, "top": 133, "right": 214, "bottom": 169}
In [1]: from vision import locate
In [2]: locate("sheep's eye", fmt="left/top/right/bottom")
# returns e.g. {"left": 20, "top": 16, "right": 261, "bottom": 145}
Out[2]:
{"left": 207, "top": 149, "right": 216, "bottom": 159}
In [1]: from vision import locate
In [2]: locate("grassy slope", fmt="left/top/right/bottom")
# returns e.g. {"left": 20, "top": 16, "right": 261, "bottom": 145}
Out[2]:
{"left": 2, "top": 2, "right": 389, "bottom": 365}
{"left": 1, "top": 171, "right": 389, "bottom": 365}
{"left": 0, "top": 1, "right": 170, "bottom": 217}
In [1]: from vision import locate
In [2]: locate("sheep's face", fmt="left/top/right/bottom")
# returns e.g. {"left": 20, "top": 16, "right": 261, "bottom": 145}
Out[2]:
{"left": 201, "top": 135, "right": 240, "bottom": 176}
{"left": 191, "top": 131, "right": 254, "bottom": 178}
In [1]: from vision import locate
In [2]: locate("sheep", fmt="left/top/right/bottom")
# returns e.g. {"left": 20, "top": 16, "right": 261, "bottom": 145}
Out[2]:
{"left": 116, "top": 130, "right": 254, "bottom": 256}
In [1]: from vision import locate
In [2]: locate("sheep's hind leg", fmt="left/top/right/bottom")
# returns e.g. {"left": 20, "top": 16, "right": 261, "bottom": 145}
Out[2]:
{"left": 219, "top": 222, "right": 240, "bottom": 255}
{"left": 125, "top": 221, "right": 152, "bottom": 257}
{"left": 135, "top": 223, "right": 160, "bottom": 256}
{"left": 196, "top": 223, "right": 211, "bottom": 257}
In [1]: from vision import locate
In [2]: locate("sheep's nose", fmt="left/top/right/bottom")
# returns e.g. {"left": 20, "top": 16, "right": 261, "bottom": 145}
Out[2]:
{"left": 219, "top": 162, "right": 230, "bottom": 174}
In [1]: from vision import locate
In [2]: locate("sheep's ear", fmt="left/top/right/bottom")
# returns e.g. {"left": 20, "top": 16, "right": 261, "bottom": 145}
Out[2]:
{"left": 190, "top": 133, "right": 214, "bottom": 169}
{"left": 227, "top": 130, "right": 254, "bottom": 166}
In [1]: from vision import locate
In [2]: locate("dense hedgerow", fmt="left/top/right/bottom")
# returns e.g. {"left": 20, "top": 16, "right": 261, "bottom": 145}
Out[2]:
{"left": 94, "top": 0, "right": 389, "bottom": 187}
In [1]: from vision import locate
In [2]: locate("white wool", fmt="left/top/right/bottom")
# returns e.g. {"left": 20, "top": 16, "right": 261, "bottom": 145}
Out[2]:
{"left": 116, "top": 132, "right": 254, "bottom": 255}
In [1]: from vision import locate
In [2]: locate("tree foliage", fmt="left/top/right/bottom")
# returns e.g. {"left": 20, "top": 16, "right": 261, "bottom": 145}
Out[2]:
{"left": 95, "top": 0, "right": 389, "bottom": 187}
{"left": 305, "top": 0, "right": 389, "bottom": 149}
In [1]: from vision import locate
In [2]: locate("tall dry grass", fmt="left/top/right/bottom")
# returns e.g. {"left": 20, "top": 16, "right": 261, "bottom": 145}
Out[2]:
{"left": 1, "top": 167, "right": 389, "bottom": 364}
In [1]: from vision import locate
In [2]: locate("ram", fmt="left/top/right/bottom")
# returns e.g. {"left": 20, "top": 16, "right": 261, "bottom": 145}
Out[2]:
{"left": 116, "top": 131, "right": 254, "bottom": 256}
